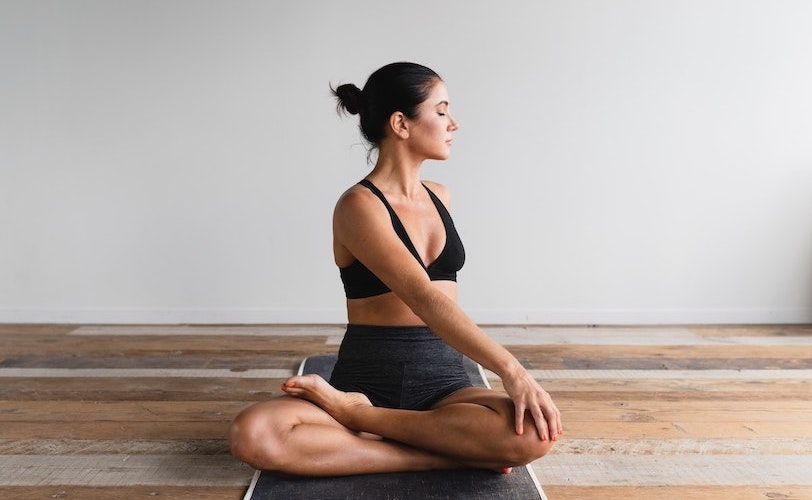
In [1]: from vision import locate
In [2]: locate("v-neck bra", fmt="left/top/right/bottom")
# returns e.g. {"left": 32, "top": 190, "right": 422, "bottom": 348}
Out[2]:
{"left": 339, "top": 179, "right": 465, "bottom": 299}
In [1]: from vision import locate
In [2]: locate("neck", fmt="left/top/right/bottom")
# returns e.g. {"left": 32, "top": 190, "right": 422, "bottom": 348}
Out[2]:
{"left": 367, "top": 145, "right": 425, "bottom": 198}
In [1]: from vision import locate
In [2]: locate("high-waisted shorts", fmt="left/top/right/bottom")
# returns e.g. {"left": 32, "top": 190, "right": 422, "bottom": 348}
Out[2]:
{"left": 328, "top": 324, "right": 473, "bottom": 410}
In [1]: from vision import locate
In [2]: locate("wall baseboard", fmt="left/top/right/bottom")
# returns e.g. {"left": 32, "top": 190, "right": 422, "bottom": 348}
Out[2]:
{"left": 0, "top": 308, "right": 347, "bottom": 325}
{"left": 1, "top": 307, "right": 810, "bottom": 325}
{"left": 464, "top": 308, "right": 812, "bottom": 325}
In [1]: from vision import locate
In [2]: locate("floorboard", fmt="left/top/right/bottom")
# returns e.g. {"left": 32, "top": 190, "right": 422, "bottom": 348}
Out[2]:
{"left": 0, "top": 486, "right": 246, "bottom": 500}
{"left": 0, "top": 324, "right": 809, "bottom": 499}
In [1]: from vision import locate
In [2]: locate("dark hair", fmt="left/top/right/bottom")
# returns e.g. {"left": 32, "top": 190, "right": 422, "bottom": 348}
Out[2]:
{"left": 332, "top": 62, "right": 441, "bottom": 147}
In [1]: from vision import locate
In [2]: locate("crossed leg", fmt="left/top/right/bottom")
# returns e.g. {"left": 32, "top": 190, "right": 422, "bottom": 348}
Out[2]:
{"left": 230, "top": 395, "right": 460, "bottom": 476}
{"left": 229, "top": 374, "right": 554, "bottom": 476}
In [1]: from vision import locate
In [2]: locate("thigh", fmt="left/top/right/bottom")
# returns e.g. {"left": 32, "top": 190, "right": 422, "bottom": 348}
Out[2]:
{"left": 431, "top": 387, "right": 515, "bottom": 415}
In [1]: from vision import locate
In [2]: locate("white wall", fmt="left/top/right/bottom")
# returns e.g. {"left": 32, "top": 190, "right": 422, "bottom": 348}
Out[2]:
{"left": 2, "top": 0, "right": 811, "bottom": 325}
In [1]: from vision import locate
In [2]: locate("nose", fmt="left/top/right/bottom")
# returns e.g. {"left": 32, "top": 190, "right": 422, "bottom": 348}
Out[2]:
{"left": 449, "top": 113, "right": 459, "bottom": 131}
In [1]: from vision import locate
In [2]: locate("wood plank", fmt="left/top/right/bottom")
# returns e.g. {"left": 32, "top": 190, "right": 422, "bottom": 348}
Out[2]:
{"left": 0, "top": 325, "right": 77, "bottom": 335}
{"left": 0, "top": 422, "right": 231, "bottom": 440}
{"left": 0, "top": 367, "right": 295, "bottom": 378}
{"left": 531, "top": 454, "right": 812, "bottom": 486}
{"left": 0, "top": 401, "right": 249, "bottom": 422}
{"left": 553, "top": 390, "right": 812, "bottom": 402}
{"left": 493, "top": 377, "right": 812, "bottom": 400}
{"left": 527, "top": 369, "right": 812, "bottom": 379}
{"left": 0, "top": 351, "right": 329, "bottom": 370}
{"left": 691, "top": 325, "right": 812, "bottom": 338}
{"left": 0, "top": 334, "right": 334, "bottom": 353}
{"left": 481, "top": 326, "right": 812, "bottom": 346}
{"left": 555, "top": 399, "right": 812, "bottom": 412}
{"left": 507, "top": 344, "right": 812, "bottom": 369}
{"left": 0, "top": 377, "right": 284, "bottom": 401}
{"left": 71, "top": 324, "right": 346, "bottom": 336}
{"left": 542, "top": 485, "right": 812, "bottom": 500}
{"left": 0, "top": 454, "right": 252, "bottom": 486}
{"left": 0, "top": 486, "right": 247, "bottom": 500}
{"left": 0, "top": 438, "right": 229, "bottom": 455}
{"left": 0, "top": 333, "right": 334, "bottom": 370}
{"left": 560, "top": 420, "right": 812, "bottom": 439}
{"left": 512, "top": 342, "right": 812, "bottom": 355}
{"left": 551, "top": 437, "right": 812, "bottom": 455}
{"left": 555, "top": 400, "right": 812, "bottom": 423}
{"left": 0, "top": 353, "right": 329, "bottom": 370}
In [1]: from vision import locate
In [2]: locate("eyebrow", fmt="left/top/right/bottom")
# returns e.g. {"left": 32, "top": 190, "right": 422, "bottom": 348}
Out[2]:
{"left": 436, "top": 100, "right": 449, "bottom": 107}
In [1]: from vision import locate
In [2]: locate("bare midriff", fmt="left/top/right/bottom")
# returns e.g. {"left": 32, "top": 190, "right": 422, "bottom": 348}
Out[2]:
{"left": 346, "top": 281, "right": 458, "bottom": 326}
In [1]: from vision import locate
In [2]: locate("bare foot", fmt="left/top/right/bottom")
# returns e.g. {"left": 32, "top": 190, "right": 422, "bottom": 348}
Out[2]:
{"left": 281, "top": 374, "right": 372, "bottom": 429}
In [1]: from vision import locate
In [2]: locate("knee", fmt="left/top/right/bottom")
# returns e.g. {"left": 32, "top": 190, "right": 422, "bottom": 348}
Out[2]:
{"left": 496, "top": 431, "right": 554, "bottom": 466}
{"left": 228, "top": 408, "right": 261, "bottom": 464}
{"left": 491, "top": 402, "right": 556, "bottom": 465}
{"left": 512, "top": 434, "right": 555, "bottom": 465}
{"left": 229, "top": 405, "right": 286, "bottom": 470}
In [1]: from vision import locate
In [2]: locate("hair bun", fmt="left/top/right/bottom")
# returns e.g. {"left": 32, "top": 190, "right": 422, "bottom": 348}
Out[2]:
{"left": 333, "top": 83, "right": 364, "bottom": 115}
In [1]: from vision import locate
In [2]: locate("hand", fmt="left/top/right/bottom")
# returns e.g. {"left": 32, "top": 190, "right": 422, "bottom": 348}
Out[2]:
{"left": 500, "top": 367, "right": 563, "bottom": 441}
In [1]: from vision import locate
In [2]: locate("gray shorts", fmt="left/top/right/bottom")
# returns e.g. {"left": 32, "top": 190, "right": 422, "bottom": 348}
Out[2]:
{"left": 328, "top": 324, "right": 473, "bottom": 410}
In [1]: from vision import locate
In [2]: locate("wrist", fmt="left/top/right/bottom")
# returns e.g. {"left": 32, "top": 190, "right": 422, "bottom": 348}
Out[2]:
{"left": 496, "top": 357, "right": 525, "bottom": 381}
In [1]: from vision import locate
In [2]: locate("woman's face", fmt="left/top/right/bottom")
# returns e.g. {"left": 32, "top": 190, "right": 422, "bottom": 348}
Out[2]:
{"left": 407, "top": 80, "right": 459, "bottom": 161}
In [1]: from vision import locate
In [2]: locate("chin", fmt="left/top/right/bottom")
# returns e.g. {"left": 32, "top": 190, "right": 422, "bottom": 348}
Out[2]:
{"left": 432, "top": 150, "right": 452, "bottom": 161}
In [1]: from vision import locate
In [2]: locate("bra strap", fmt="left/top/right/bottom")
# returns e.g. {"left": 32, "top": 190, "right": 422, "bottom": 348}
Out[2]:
{"left": 358, "top": 179, "right": 426, "bottom": 268}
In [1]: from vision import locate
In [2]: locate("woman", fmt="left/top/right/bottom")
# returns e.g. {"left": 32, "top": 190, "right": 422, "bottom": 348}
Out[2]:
{"left": 229, "top": 62, "right": 562, "bottom": 476}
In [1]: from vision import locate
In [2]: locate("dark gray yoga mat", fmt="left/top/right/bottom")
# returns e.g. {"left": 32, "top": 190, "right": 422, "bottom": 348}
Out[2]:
{"left": 243, "top": 354, "right": 547, "bottom": 500}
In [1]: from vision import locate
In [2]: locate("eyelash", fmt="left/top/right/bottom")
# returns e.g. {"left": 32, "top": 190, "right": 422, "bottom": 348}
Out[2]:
{"left": 438, "top": 113, "right": 446, "bottom": 116}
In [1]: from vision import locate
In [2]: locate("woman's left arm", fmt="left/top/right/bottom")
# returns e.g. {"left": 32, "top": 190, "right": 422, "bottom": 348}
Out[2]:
{"left": 413, "top": 183, "right": 562, "bottom": 441}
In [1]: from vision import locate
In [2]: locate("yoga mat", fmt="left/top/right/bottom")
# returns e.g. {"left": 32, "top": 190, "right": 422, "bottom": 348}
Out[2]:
{"left": 244, "top": 354, "right": 547, "bottom": 500}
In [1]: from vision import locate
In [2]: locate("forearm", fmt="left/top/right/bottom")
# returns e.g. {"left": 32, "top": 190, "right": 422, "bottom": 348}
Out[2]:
{"left": 405, "top": 286, "right": 524, "bottom": 380}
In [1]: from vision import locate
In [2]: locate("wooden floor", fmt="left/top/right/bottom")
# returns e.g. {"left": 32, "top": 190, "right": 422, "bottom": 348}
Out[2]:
{"left": 1, "top": 324, "right": 811, "bottom": 500}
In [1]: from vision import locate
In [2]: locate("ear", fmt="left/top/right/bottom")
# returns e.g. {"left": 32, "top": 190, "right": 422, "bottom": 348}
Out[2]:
{"left": 389, "top": 111, "right": 410, "bottom": 140}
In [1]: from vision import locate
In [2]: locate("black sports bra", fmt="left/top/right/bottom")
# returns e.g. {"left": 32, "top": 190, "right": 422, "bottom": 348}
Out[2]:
{"left": 340, "top": 179, "right": 465, "bottom": 299}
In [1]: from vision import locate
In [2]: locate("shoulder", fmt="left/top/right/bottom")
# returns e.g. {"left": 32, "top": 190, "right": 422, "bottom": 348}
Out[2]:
{"left": 422, "top": 180, "right": 452, "bottom": 208}
{"left": 335, "top": 182, "right": 380, "bottom": 216}
{"left": 333, "top": 182, "right": 389, "bottom": 234}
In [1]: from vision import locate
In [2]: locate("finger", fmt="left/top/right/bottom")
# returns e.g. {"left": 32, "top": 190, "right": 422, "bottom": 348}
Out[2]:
{"left": 538, "top": 388, "right": 562, "bottom": 438}
{"left": 545, "top": 399, "right": 562, "bottom": 437}
{"left": 547, "top": 411, "right": 559, "bottom": 441}
{"left": 514, "top": 402, "right": 525, "bottom": 435}
{"left": 531, "top": 405, "right": 549, "bottom": 441}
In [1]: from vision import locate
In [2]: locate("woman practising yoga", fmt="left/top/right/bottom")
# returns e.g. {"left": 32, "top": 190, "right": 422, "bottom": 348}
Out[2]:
{"left": 229, "top": 62, "right": 562, "bottom": 476}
